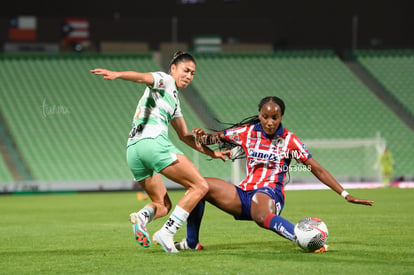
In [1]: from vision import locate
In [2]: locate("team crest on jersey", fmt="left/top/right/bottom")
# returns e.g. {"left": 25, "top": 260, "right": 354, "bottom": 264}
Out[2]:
{"left": 271, "top": 137, "right": 285, "bottom": 150}
{"left": 158, "top": 79, "right": 165, "bottom": 88}
{"left": 229, "top": 132, "right": 240, "bottom": 142}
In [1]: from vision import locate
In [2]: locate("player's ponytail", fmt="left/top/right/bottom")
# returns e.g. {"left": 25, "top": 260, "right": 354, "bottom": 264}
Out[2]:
{"left": 215, "top": 96, "right": 285, "bottom": 131}
{"left": 208, "top": 116, "right": 259, "bottom": 161}
{"left": 214, "top": 115, "right": 259, "bottom": 130}
{"left": 212, "top": 96, "right": 286, "bottom": 160}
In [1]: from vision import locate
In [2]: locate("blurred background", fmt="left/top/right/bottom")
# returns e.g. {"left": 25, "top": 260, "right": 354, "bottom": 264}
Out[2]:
{"left": 0, "top": 0, "right": 413, "bottom": 193}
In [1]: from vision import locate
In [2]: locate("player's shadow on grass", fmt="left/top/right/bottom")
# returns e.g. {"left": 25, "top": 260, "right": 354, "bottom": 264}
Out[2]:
{"left": 204, "top": 241, "right": 298, "bottom": 252}
{"left": 195, "top": 241, "right": 339, "bottom": 257}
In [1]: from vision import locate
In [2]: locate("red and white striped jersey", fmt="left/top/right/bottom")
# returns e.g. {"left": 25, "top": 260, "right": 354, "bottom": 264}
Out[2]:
{"left": 223, "top": 122, "right": 312, "bottom": 197}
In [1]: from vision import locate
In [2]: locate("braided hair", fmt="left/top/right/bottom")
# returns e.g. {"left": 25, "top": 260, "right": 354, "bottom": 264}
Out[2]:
{"left": 218, "top": 96, "right": 285, "bottom": 127}
{"left": 168, "top": 51, "right": 196, "bottom": 73}
{"left": 215, "top": 96, "right": 286, "bottom": 160}
{"left": 258, "top": 96, "right": 285, "bottom": 115}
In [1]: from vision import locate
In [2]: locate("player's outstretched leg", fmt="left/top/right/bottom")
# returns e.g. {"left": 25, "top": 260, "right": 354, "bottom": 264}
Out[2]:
{"left": 265, "top": 214, "right": 329, "bottom": 253}
{"left": 264, "top": 214, "right": 296, "bottom": 241}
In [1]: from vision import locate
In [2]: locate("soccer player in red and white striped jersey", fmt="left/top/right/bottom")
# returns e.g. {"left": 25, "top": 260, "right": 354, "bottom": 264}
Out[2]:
{"left": 223, "top": 120, "right": 311, "bottom": 197}
{"left": 176, "top": 96, "right": 374, "bottom": 252}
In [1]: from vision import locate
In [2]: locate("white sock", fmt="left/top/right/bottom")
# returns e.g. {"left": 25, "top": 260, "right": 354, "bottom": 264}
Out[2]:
{"left": 138, "top": 206, "right": 154, "bottom": 224}
{"left": 162, "top": 205, "right": 189, "bottom": 235}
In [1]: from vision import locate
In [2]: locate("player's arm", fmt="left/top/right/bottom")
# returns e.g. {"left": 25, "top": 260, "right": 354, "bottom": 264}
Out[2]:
{"left": 192, "top": 127, "right": 225, "bottom": 145}
{"left": 90, "top": 68, "right": 154, "bottom": 85}
{"left": 171, "top": 118, "right": 230, "bottom": 162}
{"left": 303, "top": 158, "right": 374, "bottom": 206}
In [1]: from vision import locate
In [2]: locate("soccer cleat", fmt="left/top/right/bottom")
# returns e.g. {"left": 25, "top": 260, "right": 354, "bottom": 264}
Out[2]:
{"left": 153, "top": 230, "right": 178, "bottom": 253}
{"left": 175, "top": 239, "right": 204, "bottom": 251}
{"left": 313, "top": 244, "right": 329, "bottom": 253}
{"left": 129, "top": 212, "right": 151, "bottom": 248}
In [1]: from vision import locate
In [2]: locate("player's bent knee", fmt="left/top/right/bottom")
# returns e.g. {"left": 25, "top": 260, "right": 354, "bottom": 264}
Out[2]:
{"left": 189, "top": 178, "right": 209, "bottom": 199}
{"left": 200, "top": 178, "right": 209, "bottom": 193}
{"left": 196, "top": 179, "right": 209, "bottom": 197}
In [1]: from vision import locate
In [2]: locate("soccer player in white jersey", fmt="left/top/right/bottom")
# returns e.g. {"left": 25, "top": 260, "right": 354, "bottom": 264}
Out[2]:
{"left": 176, "top": 96, "right": 374, "bottom": 252}
{"left": 91, "top": 51, "right": 230, "bottom": 253}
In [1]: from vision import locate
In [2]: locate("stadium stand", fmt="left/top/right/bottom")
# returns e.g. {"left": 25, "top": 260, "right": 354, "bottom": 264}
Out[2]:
{"left": 0, "top": 54, "right": 230, "bottom": 184}
{"left": 0, "top": 154, "right": 14, "bottom": 183}
{"left": 355, "top": 49, "right": 414, "bottom": 116}
{"left": 191, "top": 51, "right": 414, "bottom": 180}
{"left": 0, "top": 50, "right": 412, "bottom": 188}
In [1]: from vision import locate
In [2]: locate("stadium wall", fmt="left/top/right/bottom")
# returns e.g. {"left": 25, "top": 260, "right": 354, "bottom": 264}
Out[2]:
{"left": 1, "top": 0, "right": 414, "bottom": 53}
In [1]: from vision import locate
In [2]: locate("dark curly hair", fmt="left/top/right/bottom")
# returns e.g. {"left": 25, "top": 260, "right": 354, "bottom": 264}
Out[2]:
{"left": 217, "top": 96, "right": 285, "bottom": 129}
{"left": 213, "top": 96, "right": 285, "bottom": 160}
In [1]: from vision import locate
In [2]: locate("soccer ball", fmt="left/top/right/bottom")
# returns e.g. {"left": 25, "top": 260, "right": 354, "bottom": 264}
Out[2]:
{"left": 294, "top": 217, "right": 328, "bottom": 252}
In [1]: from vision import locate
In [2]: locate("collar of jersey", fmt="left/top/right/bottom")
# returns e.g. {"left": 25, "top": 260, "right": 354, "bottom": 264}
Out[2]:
{"left": 253, "top": 122, "right": 284, "bottom": 139}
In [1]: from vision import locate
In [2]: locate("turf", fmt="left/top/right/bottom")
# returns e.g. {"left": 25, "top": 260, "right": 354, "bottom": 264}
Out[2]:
{"left": 1, "top": 188, "right": 413, "bottom": 274}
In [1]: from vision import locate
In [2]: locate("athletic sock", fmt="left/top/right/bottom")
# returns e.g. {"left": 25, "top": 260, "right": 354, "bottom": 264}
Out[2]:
{"left": 264, "top": 214, "right": 296, "bottom": 242}
{"left": 186, "top": 200, "right": 205, "bottom": 248}
{"left": 138, "top": 206, "right": 155, "bottom": 224}
{"left": 161, "top": 205, "right": 189, "bottom": 235}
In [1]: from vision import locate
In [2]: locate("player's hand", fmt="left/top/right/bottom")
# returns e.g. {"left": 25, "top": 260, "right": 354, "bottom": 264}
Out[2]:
{"left": 90, "top": 68, "right": 120, "bottom": 80}
{"left": 192, "top": 128, "right": 206, "bottom": 138}
{"left": 192, "top": 128, "right": 207, "bottom": 148}
{"left": 212, "top": 150, "right": 232, "bottom": 162}
{"left": 346, "top": 195, "right": 374, "bottom": 206}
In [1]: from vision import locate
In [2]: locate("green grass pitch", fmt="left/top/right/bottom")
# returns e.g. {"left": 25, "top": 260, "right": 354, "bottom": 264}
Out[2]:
{"left": 1, "top": 188, "right": 413, "bottom": 274}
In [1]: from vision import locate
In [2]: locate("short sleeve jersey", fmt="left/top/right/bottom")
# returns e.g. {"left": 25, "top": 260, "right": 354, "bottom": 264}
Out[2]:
{"left": 223, "top": 122, "right": 312, "bottom": 197}
{"left": 128, "top": 72, "right": 182, "bottom": 145}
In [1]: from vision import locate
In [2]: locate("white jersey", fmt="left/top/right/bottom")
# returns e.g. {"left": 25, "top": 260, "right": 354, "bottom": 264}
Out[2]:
{"left": 127, "top": 72, "right": 183, "bottom": 145}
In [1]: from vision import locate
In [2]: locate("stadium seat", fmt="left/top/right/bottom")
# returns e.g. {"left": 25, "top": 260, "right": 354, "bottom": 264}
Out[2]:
{"left": 0, "top": 154, "right": 14, "bottom": 183}
{"left": 191, "top": 51, "right": 414, "bottom": 179}
{"left": 0, "top": 51, "right": 413, "bottom": 183}
{"left": 355, "top": 49, "right": 414, "bottom": 116}
{"left": 0, "top": 54, "right": 231, "bottom": 182}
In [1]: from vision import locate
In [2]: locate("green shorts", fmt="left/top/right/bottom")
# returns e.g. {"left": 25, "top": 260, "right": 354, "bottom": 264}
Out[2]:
{"left": 126, "top": 134, "right": 183, "bottom": 181}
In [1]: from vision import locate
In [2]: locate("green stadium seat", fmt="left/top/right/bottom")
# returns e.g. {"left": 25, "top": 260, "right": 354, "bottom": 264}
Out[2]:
{"left": 356, "top": 49, "right": 414, "bottom": 116}
{"left": 0, "top": 154, "right": 14, "bottom": 183}
{"left": 0, "top": 51, "right": 413, "bottom": 183}
{"left": 0, "top": 54, "right": 232, "bottom": 182}
{"left": 191, "top": 51, "right": 414, "bottom": 179}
